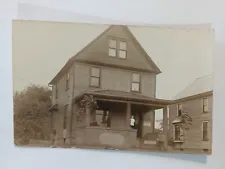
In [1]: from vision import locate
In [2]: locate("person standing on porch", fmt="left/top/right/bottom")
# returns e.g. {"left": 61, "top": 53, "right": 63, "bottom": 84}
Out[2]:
{"left": 130, "top": 116, "right": 135, "bottom": 129}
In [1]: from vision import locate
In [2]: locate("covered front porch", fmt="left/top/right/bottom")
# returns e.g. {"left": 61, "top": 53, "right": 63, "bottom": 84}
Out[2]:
{"left": 71, "top": 90, "right": 171, "bottom": 150}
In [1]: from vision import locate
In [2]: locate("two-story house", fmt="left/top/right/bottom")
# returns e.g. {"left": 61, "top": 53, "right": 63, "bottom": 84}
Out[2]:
{"left": 168, "top": 74, "right": 213, "bottom": 154}
{"left": 48, "top": 25, "right": 171, "bottom": 150}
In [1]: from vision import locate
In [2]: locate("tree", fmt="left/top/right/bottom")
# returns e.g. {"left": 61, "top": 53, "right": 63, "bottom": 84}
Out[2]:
{"left": 75, "top": 95, "right": 98, "bottom": 127}
{"left": 156, "top": 110, "right": 192, "bottom": 131}
{"left": 14, "top": 84, "right": 52, "bottom": 145}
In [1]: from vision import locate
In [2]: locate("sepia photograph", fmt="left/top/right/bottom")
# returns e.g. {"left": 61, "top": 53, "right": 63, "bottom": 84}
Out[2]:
{"left": 12, "top": 20, "right": 213, "bottom": 154}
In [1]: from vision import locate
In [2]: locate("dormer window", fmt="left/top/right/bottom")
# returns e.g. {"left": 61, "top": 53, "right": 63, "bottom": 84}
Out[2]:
{"left": 108, "top": 39, "right": 127, "bottom": 59}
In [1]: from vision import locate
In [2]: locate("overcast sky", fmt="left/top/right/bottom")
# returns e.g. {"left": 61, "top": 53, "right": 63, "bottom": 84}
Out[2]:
{"left": 12, "top": 20, "right": 214, "bottom": 123}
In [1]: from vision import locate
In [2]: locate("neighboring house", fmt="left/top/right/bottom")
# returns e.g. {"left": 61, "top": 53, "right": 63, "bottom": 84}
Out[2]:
{"left": 168, "top": 74, "right": 213, "bottom": 153}
{"left": 48, "top": 25, "right": 171, "bottom": 150}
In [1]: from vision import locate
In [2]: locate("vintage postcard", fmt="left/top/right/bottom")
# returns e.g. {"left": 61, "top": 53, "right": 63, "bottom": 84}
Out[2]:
{"left": 12, "top": 20, "right": 213, "bottom": 154}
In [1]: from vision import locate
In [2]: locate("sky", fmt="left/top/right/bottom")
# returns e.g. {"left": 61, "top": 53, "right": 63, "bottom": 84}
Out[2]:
{"left": 12, "top": 20, "right": 214, "bottom": 123}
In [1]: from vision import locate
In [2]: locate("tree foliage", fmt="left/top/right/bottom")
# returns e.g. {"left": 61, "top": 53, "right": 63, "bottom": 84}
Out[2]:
{"left": 75, "top": 95, "right": 98, "bottom": 127}
{"left": 156, "top": 110, "right": 192, "bottom": 131}
{"left": 14, "top": 84, "right": 52, "bottom": 145}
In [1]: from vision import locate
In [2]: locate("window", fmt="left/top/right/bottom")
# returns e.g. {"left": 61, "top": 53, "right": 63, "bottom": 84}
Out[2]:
{"left": 203, "top": 98, "right": 208, "bottom": 113}
{"left": 202, "top": 121, "right": 208, "bottom": 141}
{"left": 66, "top": 73, "right": 69, "bottom": 90}
{"left": 108, "top": 39, "right": 127, "bottom": 59}
{"left": 119, "top": 41, "right": 127, "bottom": 58}
{"left": 108, "top": 39, "right": 117, "bottom": 57}
{"left": 174, "top": 124, "right": 181, "bottom": 141}
{"left": 63, "top": 105, "right": 68, "bottom": 129}
{"left": 131, "top": 73, "right": 141, "bottom": 92}
{"left": 177, "top": 104, "right": 182, "bottom": 116}
{"left": 90, "top": 67, "right": 100, "bottom": 87}
{"left": 55, "top": 84, "right": 58, "bottom": 99}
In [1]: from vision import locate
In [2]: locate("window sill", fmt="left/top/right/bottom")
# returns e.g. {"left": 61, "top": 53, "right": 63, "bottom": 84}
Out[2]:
{"left": 109, "top": 55, "right": 127, "bottom": 60}
{"left": 89, "top": 85, "right": 100, "bottom": 88}
{"left": 173, "top": 140, "right": 183, "bottom": 143}
{"left": 130, "top": 90, "right": 141, "bottom": 93}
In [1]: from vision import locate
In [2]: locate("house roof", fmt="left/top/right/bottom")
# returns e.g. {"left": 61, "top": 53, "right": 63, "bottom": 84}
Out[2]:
{"left": 174, "top": 74, "right": 213, "bottom": 100}
{"left": 73, "top": 89, "right": 172, "bottom": 106}
{"left": 49, "top": 25, "right": 161, "bottom": 85}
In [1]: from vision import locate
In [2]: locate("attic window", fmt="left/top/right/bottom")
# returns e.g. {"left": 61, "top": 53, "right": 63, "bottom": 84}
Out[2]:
{"left": 108, "top": 39, "right": 127, "bottom": 59}
{"left": 109, "top": 39, "right": 117, "bottom": 57}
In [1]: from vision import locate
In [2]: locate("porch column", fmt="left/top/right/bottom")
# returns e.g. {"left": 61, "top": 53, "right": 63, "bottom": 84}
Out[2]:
{"left": 163, "top": 106, "right": 168, "bottom": 150}
{"left": 85, "top": 106, "right": 91, "bottom": 127}
{"left": 126, "top": 102, "right": 131, "bottom": 129}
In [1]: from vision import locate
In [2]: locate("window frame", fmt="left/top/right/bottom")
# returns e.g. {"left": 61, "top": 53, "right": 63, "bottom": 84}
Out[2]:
{"left": 131, "top": 73, "right": 141, "bottom": 92}
{"left": 55, "top": 84, "right": 58, "bottom": 99}
{"left": 118, "top": 40, "right": 127, "bottom": 59}
{"left": 174, "top": 124, "right": 181, "bottom": 141}
{"left": 203, "top": 97, "right": 208, "bottom": 113}
{"left": 90, "top": 67, "right": 101, "bottom": 87}
{"left": 202, "top": 121, "right": 209, "bottom": 141}
{"left": 108, "top": 38, "right": 127, "bottom": 59}
{"left": 108, "top": 39, "right": 117, "bottom": 57}
{"left": 66, "top": 72, "right": 70, "bottom": 90}
{"left": 177, "top": 104, "right": 182, "bottom": 116}
{"left": 63, "top": 104, "right": 68, "bottom": 129}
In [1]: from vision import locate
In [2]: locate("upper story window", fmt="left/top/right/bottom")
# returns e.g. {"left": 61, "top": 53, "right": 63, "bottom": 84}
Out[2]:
{"left": 202, "top": 121, "right": 209, "bottom": 141}
{"left": 90, "top": 67, "right": 100, "bottom": 87}
{"left": 177, "top": 104, "right": 182, "bottom": 116}
{"left": 203, "top": 97, "right": 208, "bottom": 113}
{"left": 131, "top": 73, "right": 140, "bottom": 92}
{"left": 66, "top": 73, "right": 70, "bottom": 90}
{"left": 108, "top": 39, "right": 127, "bottom": 59}
{"left": 55, "top": 84, "right": 58, "bottom": 99}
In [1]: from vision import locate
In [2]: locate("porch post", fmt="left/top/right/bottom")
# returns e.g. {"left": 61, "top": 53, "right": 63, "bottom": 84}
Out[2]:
{"left": 85, "top": 106, "right": 90, "bottom": 127}
{"left": 163, "top": 106, "right": 168, "bottom": 150}
{"left": 126, "top": 102, "right": 131, "bottom": 129}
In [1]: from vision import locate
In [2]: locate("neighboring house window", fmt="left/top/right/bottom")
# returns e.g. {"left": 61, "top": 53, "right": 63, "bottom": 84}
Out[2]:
{"left": 55, "top": 84, "right": 58, "bottom": 99}
{"left": 177, "top": 104, "right": 182, "bottom": 116}
{"left": 202, "top": 121, "right": 209, "bottom": 141}
{"left": 174, "top": 124, "right": 181, "bottom": 141}
{"left": 90, "top": 67, "right": 100, "bottom": 87}
{"left": 203, "top": 97, "right": 208, "bottom": 113}
{"left": 108, "top": 39, "right": 127, "bottom": 59}
{"left": 131, "top": 73, "right": 141, "bottom": 92}
{"left": 63, "top": 105, "right": 68, "bottom": 129}
{"left": 66, "top": 73, "right": 69, "bottom": 90}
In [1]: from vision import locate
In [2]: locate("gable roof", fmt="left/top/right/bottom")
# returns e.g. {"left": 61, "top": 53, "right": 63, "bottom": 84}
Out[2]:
{"left": 174, "top": 74, "right": 213, "bottom": 100}
{"left": 49, "top": 25, "right": 161, "bottom": 85}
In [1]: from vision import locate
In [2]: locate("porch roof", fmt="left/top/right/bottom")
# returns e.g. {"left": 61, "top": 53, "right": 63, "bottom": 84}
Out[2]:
{"left": 73, "top": 90, "right": 172, "bottom": 107}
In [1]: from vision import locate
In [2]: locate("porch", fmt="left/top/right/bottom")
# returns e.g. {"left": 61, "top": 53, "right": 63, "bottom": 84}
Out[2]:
{"left": 72, "top": 90, "right": 171, "bottom": 150}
